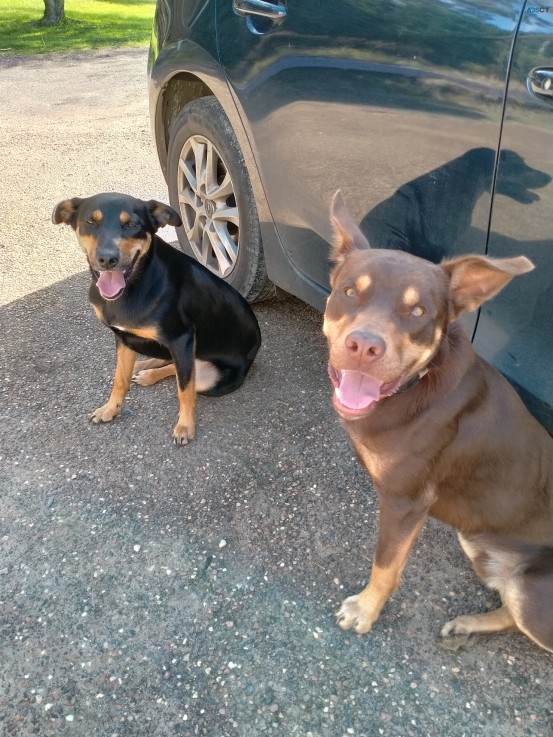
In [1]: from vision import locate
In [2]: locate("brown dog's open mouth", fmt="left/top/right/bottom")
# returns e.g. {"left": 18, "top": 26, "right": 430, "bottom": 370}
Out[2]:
{"left": 94, "top": 255, "right": 138, "bottom": 300}
{"left": 328, "top": 364, "right": 403, "bottom": 417}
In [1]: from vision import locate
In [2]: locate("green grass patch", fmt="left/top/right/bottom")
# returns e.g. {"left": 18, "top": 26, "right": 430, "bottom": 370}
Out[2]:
{"left": 0, "top": 1, "right": 156, "bottom": 56}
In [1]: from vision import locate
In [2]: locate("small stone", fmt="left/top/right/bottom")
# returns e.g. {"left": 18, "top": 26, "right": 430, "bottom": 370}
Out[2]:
{"left": 133, "top": 545, "right": 141, "bottom": 552}
{"left": 0, "top": 568, "right": 8, "bottom": 575}
{"left": 66, "top": 715, "right": 74, "bottom": 722}
{"left": 219, "top": 540, "right": 227, "bottom": 548}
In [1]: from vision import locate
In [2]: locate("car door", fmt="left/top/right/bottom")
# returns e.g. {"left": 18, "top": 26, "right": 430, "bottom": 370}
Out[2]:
{"left": 472, "top": 3, "right": 553, "bottom": 430}
{"left": 217, "top": 0, "right": 525, "bottom": 329}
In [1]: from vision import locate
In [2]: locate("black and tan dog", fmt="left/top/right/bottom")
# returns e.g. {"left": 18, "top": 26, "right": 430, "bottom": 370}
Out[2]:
{"left": 53, "top": 193, "right": 261, "bottom": 444}
{"left": 325, "top": 191, "right": 553, "bottom": 652}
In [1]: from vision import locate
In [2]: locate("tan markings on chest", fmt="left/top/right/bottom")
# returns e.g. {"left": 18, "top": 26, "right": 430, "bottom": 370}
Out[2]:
{"left": 92, "top": 304, "right": 105, "bottom": 323}
{"left": 114, "top": 325, "right": 160, "bottom": 342}
{"left": 91, "top": 305, "right": 160, "bottom": 342}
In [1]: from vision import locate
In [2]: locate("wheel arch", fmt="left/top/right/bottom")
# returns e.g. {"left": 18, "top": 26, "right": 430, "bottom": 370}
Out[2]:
{"left": 157, "top": 72, "right": 213, "bottom": 175}
{"left": 150, "top": 43, "right": 270, "bottom": 225}
{"left": 150, "top": 42, "right": 320, "bottom": 304}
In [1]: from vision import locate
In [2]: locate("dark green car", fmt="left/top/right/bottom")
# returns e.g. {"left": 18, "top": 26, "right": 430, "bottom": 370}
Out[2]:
{"left": 148, "top": 1, "right": 553, "bottom": 430}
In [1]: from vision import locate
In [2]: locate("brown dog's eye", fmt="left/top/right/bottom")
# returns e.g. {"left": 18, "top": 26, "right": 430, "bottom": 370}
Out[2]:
{"left": 344, "top": 287, "right": 355, "bottom": 298}
{"left": 411, "top": 305, "right": 425, "bottom": 317}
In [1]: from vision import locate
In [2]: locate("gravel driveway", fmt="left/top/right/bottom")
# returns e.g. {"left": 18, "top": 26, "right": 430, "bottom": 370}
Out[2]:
{"left": 0, "top": 48, "right": 551, "bottom": 737}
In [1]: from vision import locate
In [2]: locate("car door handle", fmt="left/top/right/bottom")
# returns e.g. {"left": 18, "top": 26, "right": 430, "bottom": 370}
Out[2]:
{"left": 527, "top": 68, "right": 553, "bottom": 105}
{"left": 233, "top": 0, "right": 287, "bottom": 21}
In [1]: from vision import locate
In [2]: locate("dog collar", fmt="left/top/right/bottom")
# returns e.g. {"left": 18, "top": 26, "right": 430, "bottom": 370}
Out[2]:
{"left": 396, "top": 368, "right": 429, "bottom": 394}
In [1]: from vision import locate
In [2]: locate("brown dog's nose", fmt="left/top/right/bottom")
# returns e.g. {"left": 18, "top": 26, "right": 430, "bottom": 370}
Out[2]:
{"left": 345, "top": 330, "right": 385, "bottom": 362}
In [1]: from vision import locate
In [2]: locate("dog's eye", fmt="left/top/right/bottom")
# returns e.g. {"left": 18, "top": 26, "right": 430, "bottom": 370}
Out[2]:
{"left": 123, "top": 221, "right": 136, "bottom": 229}
{"left": 411, "top": 305, "right": 425, "bottom": 317}
{"left": 344, "top": 287, "right": 355, "bottom": 298}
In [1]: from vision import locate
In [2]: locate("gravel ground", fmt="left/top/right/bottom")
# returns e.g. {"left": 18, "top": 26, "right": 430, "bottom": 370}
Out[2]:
{"left": 0, "top": 48, "right": 552, "bottom": 737}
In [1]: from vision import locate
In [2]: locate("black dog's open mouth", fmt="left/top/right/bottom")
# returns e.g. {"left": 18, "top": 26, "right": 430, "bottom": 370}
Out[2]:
{"left": 93, "top": 254, "right": 138, "bottom": 300}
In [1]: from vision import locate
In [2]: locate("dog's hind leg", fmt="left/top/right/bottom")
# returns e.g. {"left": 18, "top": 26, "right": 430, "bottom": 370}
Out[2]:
{"left": 133, "top": 359, "right": 221, "bottom": 390}
{"left": 501, "top": 550, "right": 553, "bottom": 652}
{"left": 440, "top": 604, "right": 517, "bottom": 639}
{"left": 133, "top": 362, "right": 176, "bottom": 386}
{"left": 134, "top": 358, "right": 171, "bottom": 372}
{"left": 442, "top": 533, "right": 553, "bottom": 651}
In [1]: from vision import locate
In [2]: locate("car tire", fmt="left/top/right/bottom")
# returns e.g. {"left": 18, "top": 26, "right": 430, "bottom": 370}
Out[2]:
{"left": 167, "top": 96, "right": 275, "bottom": 302}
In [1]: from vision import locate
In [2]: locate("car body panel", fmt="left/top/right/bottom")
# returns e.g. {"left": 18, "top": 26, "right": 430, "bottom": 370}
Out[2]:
{"left": 216, "top": 2, "right": 523, "bottom": 314}
{"left": 473, "top": 3, "right": 553, "bottom": 430}
{"left": 149, "top": 0, "right": 553, "bottom": 431}
{"left": 148, "top": 2, "right": 318, "bottom": 306}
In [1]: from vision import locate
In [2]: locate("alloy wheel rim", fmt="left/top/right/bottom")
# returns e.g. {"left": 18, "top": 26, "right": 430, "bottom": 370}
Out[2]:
{"left": 177, "top": 134, "right": 239, "bottom": 278}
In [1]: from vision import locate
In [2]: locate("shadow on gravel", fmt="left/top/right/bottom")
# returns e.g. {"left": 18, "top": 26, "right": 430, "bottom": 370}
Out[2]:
{"left": 0, "top": 275, "right": 551, "bottom": 737}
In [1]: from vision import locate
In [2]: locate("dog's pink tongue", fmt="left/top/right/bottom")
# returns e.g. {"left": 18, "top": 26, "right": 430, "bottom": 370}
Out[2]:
{"left": 336, "top": 370, "right": 383, "bottom": 410}
{"left": 96, "top": 271, "right": 125, "bottom": 298}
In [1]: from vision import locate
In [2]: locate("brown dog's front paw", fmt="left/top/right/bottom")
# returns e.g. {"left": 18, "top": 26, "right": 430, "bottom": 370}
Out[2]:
{"left": 172, "top": 423, "right": 195, "bottom": 446}
{"left": 336, "top": 594, "right": 378, "bottom": 634}
{"left": 90, "top": 403, "right": 121, "bottom": 424}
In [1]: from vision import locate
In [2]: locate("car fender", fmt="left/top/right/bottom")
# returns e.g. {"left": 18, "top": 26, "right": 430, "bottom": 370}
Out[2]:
{"left": 149, "top": 41, "right": 272, "bottom": 228}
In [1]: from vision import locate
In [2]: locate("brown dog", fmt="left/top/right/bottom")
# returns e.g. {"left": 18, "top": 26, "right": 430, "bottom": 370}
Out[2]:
{"left": 324, "top": 191, "right": 553, "bottom": 652}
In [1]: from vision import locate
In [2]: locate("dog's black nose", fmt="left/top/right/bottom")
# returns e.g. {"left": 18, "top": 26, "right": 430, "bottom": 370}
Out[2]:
{"left": 96, "top": 250, "right": 120, "bottom": 269}
{"left": 345, "top": 330, "right": 386, "bottom": 362}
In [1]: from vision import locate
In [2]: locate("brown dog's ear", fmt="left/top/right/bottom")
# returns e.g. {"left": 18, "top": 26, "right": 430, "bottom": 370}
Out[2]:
{"left": 52, "top": 198, "right": 84, "bottom": 228}
{"left": 147, "top": 201, "right": 182, "bottom": 230}
{"left": 442, "top": 254, "right": 534, "bottom": 320}
{"left": 330, "top": 190, "right": 371, "bottom": 263}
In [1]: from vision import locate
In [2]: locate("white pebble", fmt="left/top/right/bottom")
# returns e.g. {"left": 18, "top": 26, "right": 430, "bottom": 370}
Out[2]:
{"left": 219, "top": 540, "right": 227, "bottom": 548}
{"left": 133, "top": 545, "right": 141, "bottom": 552}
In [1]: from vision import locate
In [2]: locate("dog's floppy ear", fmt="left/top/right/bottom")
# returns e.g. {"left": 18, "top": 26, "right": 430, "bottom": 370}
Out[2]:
{"left": 330, "top": 190, "right": 371, "bottom": 263}
{"left": 52, "top": 198, "right": 84, "bottom": 228}
{"left": 147, "top": 200, "right": 182, "bottom": 230}
{"left": 442, "top": 254, "right": 534, "bottom": 320}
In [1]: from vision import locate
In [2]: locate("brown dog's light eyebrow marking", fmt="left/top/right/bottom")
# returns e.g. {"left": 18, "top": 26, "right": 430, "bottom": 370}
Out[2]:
{"left": 119, "top": 211, "right": 131, "bottom": 225}
{"left": 355, "top": 274, "right": 372, "bottom": 293}
{"left": 402, "top": 286, "right": 421, "bottom": 306}
{"left": 91, "top": 210, "right": 103, "bottom": 222}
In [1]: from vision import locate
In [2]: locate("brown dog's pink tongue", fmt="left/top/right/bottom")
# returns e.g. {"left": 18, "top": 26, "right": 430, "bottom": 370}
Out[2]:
{"left": 336, "top": 370, "right": 383, "bottom": 410}
{"left": 96, "top": 271, "right": 126, "bottom": 298}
